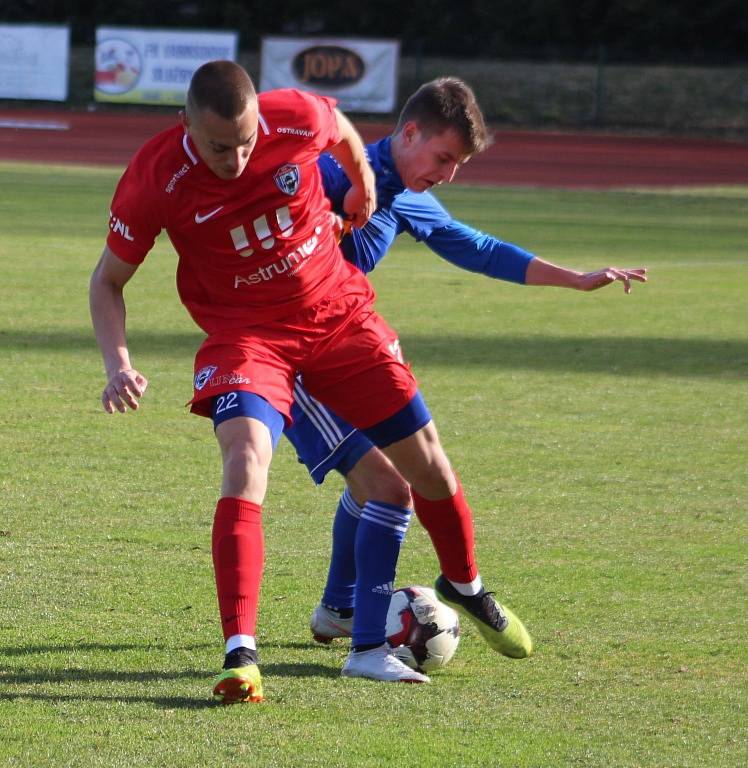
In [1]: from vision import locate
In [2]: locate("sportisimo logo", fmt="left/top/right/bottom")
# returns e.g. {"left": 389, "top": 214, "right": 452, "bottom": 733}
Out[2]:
{"left": 234, "top": 228, "right": 321, "bottom": 287}
{"left": 165, "top": 163, "right": 190, "bottom": 193}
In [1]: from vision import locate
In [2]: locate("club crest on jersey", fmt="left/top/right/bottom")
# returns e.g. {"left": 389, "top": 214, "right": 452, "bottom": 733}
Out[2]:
{"left": 194, "top": 365, "right": 218, "bottom": 391}
{"left": 274, "top": 164, "right": 301, "bottom": 196}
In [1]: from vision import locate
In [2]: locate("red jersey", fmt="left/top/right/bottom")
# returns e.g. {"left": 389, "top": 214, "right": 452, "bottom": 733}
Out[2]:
{"left": 107, "top": 89, "right": 346, "bottom": 334}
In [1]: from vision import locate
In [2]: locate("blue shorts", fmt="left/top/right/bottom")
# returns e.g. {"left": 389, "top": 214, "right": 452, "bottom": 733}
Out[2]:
{"left": 285, "top": 381, "right": 374, "bottom": 484}
{"left": 284, "top": 378, "right": 432, "bottom": 485}
{"left": 211, "top": 390, "right": 285, "bottom": 449}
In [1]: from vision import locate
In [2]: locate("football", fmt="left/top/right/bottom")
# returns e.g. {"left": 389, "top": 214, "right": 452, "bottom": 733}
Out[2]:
{"left": 386, "top": 586, "right": 460, "bottom": 673}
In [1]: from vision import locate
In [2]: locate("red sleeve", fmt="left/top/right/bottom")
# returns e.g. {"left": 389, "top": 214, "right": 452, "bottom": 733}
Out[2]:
{"left": 309, "top": 93, "right": 341, "bottom": 151}
{"left": 106, "top": 158, "right": 163, "bottom": 265}
{"left": 263, "top": 89, "right": 341, "bottom": 155}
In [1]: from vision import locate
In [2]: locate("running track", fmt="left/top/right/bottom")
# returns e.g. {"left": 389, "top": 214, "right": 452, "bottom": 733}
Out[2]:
{"left": 2, "top": 109, "right": 748, "bottom": 188}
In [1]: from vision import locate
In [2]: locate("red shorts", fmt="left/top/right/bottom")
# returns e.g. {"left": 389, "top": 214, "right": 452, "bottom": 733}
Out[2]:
{"left": 190, "top": 268, "right": 418, "bottom": 430}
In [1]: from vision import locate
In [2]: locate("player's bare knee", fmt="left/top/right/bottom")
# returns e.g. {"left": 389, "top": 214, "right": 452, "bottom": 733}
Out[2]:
{"left": 346, "top": 449, "right": 412, "bottom": 508}
{"left": 358, "top": 471, "right": 411, "bottom": 508}
{"left": 382, "top": 473, "right": 412, "bottom": 508}
{"left": 233, "top": 444, "right": 268, "bottom": 474}
{"left": 400, "top": 451, "right": 456, "bottom": 500}
{"left": 409, "top": 472, "right": 454, "bottom": 500}
{"left": 223, "top": 442, "right": 270, "bottom": 484}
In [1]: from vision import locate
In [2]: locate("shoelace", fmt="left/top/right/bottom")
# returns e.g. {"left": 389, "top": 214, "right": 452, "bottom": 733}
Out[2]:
{"left": 477, "top": 592, "right": 508, "bottom": 630}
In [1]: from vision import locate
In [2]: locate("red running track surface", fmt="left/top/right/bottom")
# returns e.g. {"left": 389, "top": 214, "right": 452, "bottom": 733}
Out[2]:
{"left": 2, "top": 109, "right": 748, "bottom": 188}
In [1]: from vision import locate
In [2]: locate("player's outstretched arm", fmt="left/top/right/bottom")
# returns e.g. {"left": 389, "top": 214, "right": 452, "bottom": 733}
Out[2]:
{"left": 89, "top": 245, "right": 148, "bottom": 413}
{"left": 525, "top": 257, "right": 647, "bottom": 294}
{"left": 327, "top": 109, "right": 376, "bottom": 228}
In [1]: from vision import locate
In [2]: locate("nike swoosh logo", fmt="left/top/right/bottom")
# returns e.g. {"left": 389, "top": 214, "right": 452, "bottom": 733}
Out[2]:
{"left": 195, "top": 206, "right": 224, "bottom": 224}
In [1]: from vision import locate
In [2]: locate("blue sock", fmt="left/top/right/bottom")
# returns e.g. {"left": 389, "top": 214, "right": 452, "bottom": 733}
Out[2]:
{"left": 321, "top": 489, "right": 361, "bottom": 610}
{"left": 352, "top": 501, "right": 411, "bottom": 647}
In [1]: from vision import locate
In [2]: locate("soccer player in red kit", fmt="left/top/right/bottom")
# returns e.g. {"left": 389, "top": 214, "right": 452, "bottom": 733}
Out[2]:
{"left": 90, "top": 61, "right": 532, "bottom": 703}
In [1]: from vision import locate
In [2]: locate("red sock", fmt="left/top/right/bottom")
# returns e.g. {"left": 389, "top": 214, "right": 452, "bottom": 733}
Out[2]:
{"left": 212, "top": 497, "right": 264, "bottom": 640}
{"left": 411, "top": 477, "right": 478, "bottom": 583}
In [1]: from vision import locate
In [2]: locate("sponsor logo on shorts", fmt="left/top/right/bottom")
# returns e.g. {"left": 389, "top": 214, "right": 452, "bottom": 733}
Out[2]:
{"left": 234, "top": 228, "right": 321, "bottom": 287}
{"left": 207, "top": 373, "right": 251, "bottom": 388}
{"left": 194, "top": 365, "right": 218, "bottom": 390}
{"left": 274, "top": 163, "right": 301, "bottom": 196}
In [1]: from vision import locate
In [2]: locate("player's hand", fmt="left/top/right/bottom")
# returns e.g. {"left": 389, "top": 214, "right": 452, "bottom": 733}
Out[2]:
{"left": 101, "top": 368, "right": 149, "bottom": 413}
{"left": 343, "top": 171, "right": 377, "bottom": 228}
{"left": 577, "top": 267, "right": 647, "bottom": 294}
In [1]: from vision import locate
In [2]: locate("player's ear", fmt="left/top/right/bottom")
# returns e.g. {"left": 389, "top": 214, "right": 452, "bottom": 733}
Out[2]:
{"left": 401, "top": 120, "right": 419, "bottom": 144}
{"left": 179, "top": 109, "right": 189, "bottom": 130}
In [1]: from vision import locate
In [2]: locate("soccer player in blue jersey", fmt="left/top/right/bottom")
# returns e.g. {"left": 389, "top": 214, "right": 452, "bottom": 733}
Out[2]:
{"left": 286, "top": 77, "right": 646, "bottom": 683}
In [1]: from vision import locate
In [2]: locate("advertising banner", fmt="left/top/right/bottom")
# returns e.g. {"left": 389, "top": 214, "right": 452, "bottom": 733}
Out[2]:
{"left": 95, "top": 27, "right": 238, "bottom": 105}
{"left": 260, "top": 36, "right": 399, "bottom": 113}
{"left": 0, "top": 24, "right": 69, "bottom": 101}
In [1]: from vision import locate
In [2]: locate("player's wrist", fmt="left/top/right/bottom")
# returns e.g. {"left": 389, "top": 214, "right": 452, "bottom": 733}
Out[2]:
{"left": 106, "top": 363, "right": 135, "bottom": 380}
{"left": 570, "top": 271, "right": 586, "bottom": 290}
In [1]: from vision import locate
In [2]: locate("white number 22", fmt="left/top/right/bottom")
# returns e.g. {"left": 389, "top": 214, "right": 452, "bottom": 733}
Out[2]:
{"left": 215, "top": 392, "right": 239, "bottom": 415}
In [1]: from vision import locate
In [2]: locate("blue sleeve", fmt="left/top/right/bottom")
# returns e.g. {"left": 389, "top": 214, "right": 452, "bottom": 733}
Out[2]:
{"left": 341, "top": 190, "right": 451, "bottom": 274}
{"left": 318, "top": 152, "right": 350, "bottom": 213}
{"left": 390, "top": 189, "right": 453, "bottom": 241}
{"left": 339, "top": 207, "right": 403, "bottom": 274}
{"left": 424, "top": 219, "right": 535, "bottom": 285}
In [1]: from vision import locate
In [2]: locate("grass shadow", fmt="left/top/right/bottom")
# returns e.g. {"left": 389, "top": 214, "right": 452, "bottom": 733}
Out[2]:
{"left": 0, "top": 642, "right": 170, "bottom": 656}
{"left": 0, "top": 668, "right": 215, "bottom": 684}
{"left": 2, "top": 328, "right": 746, "bottom": 378}
{"left": 0, "top": 329, "right": 203, "bottom": 359}
{"left": 402, "top": 333, "right": 748, "bottom": 379}
{"left": 260, "top": 662, "right": 339, "bottom": 679}
{"left": 1, "top": 661, "right": 339, "bottom": 709}
{"left": 0, "top": 691, "right": 218, "bottom": 709}
{"left": 261, "top": 641, "right": 339, "bottom": 651}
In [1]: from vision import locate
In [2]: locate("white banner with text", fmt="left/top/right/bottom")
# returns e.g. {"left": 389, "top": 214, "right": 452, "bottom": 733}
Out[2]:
{"left": 94, "top": 27, "right": 238, "bottom": 105}
{"left": 0, "top": 24, "right": 70, "bottom": 101}
{"left": 260, "top": 37, "right": 399, "bottom": 113}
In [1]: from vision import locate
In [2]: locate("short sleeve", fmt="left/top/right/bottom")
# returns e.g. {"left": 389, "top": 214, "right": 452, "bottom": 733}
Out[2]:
{"left": 106, "top": 161, "right": 163, "bottom": 264}
{"left": 313, "top": 93, "right": 341, "bottom": 150}
{"left": 293, "top": 90, "right": 341, "bottom": 153}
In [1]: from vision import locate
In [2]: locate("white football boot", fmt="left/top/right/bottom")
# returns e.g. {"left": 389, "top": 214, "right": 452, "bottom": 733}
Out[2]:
{"left": 341, "top": 644, "right": 430, "bottom": 683}
{"left": 310, "top": 603, "right": 353, "bottom": 644}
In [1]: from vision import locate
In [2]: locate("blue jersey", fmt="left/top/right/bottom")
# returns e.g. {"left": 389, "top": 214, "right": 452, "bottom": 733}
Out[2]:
{"left": 318, "top": 136, "right": 534, "bottom": 283}
{"left": 286, "top": 136, "right": 535, "bottom": 485}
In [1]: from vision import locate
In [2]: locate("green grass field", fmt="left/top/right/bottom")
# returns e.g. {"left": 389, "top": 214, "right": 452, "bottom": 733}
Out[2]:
{"left": 1, "top": 163, "right": 746, "bottom": 767}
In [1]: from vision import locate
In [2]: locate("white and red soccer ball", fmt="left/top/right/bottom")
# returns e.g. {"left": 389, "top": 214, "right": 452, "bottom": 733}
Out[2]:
{"left": 386, "top": 586, "right": 460, "bottom": 673}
